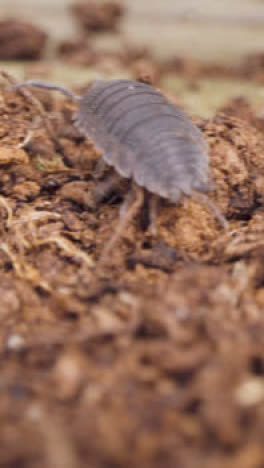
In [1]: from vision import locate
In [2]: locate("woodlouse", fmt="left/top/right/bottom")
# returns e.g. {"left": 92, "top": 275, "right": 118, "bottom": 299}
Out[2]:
{"left": 74, "top": 79, "right": 210, "bottom": 202}
{"left": 16, "top": 79, "right": 210, "bottom": 202}
{"left": 13, "top": 78, "right": 226, "bottom": 259}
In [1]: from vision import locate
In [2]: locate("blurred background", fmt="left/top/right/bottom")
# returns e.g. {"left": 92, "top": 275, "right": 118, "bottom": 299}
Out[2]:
{"left": 0, "top": 0, "right": 263, "bottom": 116}
{"left": 1, "top": 0, "right": 264, "bottom": 61}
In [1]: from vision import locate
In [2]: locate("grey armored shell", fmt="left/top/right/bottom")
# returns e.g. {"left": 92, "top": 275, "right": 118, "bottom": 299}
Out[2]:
{"left": 74, "top": 79, "right": 209, "bottom": 202}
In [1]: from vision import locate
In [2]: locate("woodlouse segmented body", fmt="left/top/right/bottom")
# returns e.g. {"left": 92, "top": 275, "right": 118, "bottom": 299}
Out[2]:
{"left": 74, "top": 79, "right": 209, "bottom": 202}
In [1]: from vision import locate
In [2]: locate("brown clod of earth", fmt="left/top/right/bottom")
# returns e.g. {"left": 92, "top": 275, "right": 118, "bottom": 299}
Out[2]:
{"left": 0, "top": 147, "right": 29, "bottom": 166}
{"left": 72, "top": 0, "right": 124, "bottom": 33}
{"left": 219, "top": 96, "right": 264, "bottom": 133}
{"left": 240, "top": 53, "right": 264, "bottom": 83}
{"left": 0, "top": 19, "right": 47, "bottom": 60}
{"left": 164, "top": 52, "right": 264, "bottom": 83}
{"left": 132, "top": 58, "right": 162, "bottom": 85}
{"left": 57, "top": 38, "right": 97, "bottom": 66}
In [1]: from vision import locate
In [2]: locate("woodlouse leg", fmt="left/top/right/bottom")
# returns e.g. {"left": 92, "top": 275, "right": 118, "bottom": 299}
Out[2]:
{"left": 119, "top": 188, "right": 135, "bottom": 219}
{"left": 98, "top": 185, "right": 144, "bottom": 265}
{"left": 193, "top": 192, "right": 229, "bottom": 229}
{"left": 93, "top": 158, "right": 106, "bottom": 180}
{"left": 148, "top": 194, "right": 159, "bottom": 236}
{"left": 93, "top": 172, "right": 121, "bottom": 205}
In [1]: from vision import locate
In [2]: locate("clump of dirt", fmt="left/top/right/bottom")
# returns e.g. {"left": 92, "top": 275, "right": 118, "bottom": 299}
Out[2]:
{"left": 165, "top": 52, "right": 264, "bottom": 84}
{"left": 57, "top": 38, "right": 124, "bottom": 74}
{"left": 72, "top": 0, "right": 124, "bottom": 33}
{"left": 0, "top": 19, "right": 47, "bottom": 60}
{"left": 240, "top": 53, "right": 264, "bottom": 83}
{"left": 131, "top": 58, "right": 162, "bottom": 85}
{"left": 121, "top": 44, "right": 152, "bottom": 65}
{"left": 57, "top": 38, "right": 97, "bottom": 66}
{"left": 219, "top": 96, "right": 264, "bottom": 133}
{"left": 203, "top": 113, "right": 264, "bottom": 218}
{"left": 1, "top": 75, "right": 264, "bottom": 468}
{"left": 165, "top": 56, "right": 238, "bottom": 81}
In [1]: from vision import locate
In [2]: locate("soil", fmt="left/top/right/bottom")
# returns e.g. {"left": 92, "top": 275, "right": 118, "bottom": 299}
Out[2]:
{"left": 0, "top": 67, "right": 264, "bottom": 468}
{"left": 0, "top": 20, "right": 47, "bottom": 60}
{"left": 0, "top": 2, "right": 264, "bottom": 465}
{"left": 165, "top": 53, "right": 264, "bottom": 84}
{"left": 57, "top": 38, "right": 97, "bottom": 67}
{"left": 71, "top": 0, "right": 124, "bottom": 33}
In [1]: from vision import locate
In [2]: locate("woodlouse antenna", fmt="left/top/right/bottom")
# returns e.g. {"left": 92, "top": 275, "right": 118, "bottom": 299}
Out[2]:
{"left": 192, "top": 192, "right": 229, "bottom": 229}
{"left": 12, "top": 80, "right": 81, "bottom": 102}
